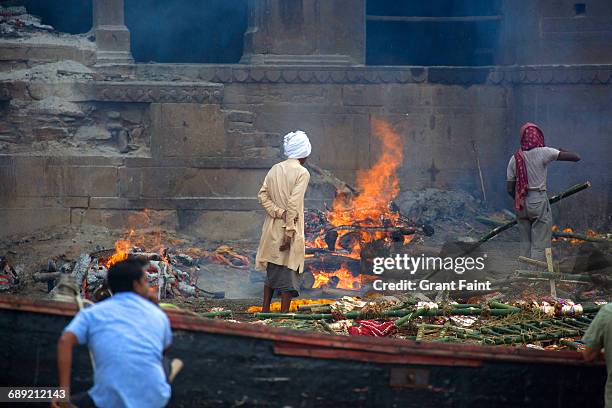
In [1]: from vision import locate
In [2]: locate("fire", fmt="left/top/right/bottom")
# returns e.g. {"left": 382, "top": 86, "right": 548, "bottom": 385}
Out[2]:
{"left": 105, "top": 232, "right": 134, "bottom": 267}
{"left": 552, "top": 225, "right": 600, "bottom": 245}
{"left": 247, "top": 299, "right": 334, "bottom": 313}
{"left": 312, "top": 264, "right": 363, "bottom": 290}
{"left": 324, "top": 119, "right": 405, "bottom": 255}
{"left": 103, "top": 210, "right": 169, "bottom": 267}
{"left": 327, "top": 118, "right": 404, "bottom": 230}
{"left": 306, "top": 119, "right": 407, "bottom": 290}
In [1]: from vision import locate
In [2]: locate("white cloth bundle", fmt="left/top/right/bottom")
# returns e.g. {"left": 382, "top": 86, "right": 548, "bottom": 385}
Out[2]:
{"left": 283, "top": 130, "right": 311, "bottom": 159}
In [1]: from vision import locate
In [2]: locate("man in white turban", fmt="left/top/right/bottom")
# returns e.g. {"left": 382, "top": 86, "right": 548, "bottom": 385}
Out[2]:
{"left": 255, "top": 131, "right": 311, "bottom": 313}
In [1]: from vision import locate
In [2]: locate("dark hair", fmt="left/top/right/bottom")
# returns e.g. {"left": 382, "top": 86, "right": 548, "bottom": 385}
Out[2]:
{"left": 107, "top": 259, "right": 146, "bottom": 293}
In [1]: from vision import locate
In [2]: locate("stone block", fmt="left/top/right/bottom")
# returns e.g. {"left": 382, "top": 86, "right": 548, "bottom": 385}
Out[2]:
{"left": 226, "top": 110, "right": 255, "bottom": 123}
{"left": 139, "top": 167, "right": 266, "bottom": 198}
{"left": 71, "top": 208, "right": 178, "bottom": 230}
{"left": 342, "top": 85, "right": 384, "bottom": 106}
{"left": 33, "top": 126, "right": 70, "bottom": 141}
{"left": 10, "top": 157, "right": 63, "bottom": 197}
{"left": 75, "top": 125, "right": 112, "bottom": 141}
{"left": 0, "top": 208, "right": 70, "bottom": 238}
{"left": 178, "top": 210, "right": 263, "bottom": 242}
{"left": 118, "top": 167, "right": 142, "bottom": 199}
{"left": 62, "top": 166, "right": 119, "bottom": 197}
{"left": 89, "top": 197, "right": 261, "bottom": 211}
{"left": 151, "top": 103, "right": 226, "bottom": 158}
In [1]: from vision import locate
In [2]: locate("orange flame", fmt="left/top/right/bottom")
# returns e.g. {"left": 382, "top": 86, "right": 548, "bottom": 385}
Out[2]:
{"left": 306, "top": 119, "right": 406, "bottom": 290}
{"left": 326, "top": 119, "right": 404, "bottom": 256}
{"left": 327, "top": 118, "right": 404, "bottom": 230}
{"left": 312, "top": 264, "right": 363, "bottom": 290}
{"left": 553, "top": 225, "right": 600, "bottom": 246}
{"left": 105, "top": 230, "right": 135, "bottom": 267}
{"left": 103, "top": 210, "right": 171, "bottom": 267}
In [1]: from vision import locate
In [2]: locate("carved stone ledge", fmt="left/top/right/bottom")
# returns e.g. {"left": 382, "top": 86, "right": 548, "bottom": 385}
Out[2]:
{"left": 118, "top": 64, "right": 612, "bottom": 86}
{"left": 88, "top": 81, "right": 224, "bottom": 103}
{"left": 488, "top": 66, "right": 612, "bottom": 85}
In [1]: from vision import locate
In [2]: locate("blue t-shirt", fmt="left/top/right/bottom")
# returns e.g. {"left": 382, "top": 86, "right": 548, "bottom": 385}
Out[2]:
{"left": 64, "top": 292, "right": 172, "bottom": 408}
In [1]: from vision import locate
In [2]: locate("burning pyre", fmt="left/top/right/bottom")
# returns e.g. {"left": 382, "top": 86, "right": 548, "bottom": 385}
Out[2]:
{"left": 42, "top": 224, "right": 254, "bottom": 302}
{"left": 304, "top": 119, "right": 432, "bottom": 291}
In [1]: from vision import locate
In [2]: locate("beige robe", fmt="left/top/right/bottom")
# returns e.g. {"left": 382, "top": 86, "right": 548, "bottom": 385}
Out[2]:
{"left": 255, "top": 159, "right": 310, "bottom": 273}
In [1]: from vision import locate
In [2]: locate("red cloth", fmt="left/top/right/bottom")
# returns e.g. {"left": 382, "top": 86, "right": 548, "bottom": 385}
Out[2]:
{"left": 348, "top": 320, "right": 397, "bottom": 337}
{"left": 513, "top": 122, "right": 545, "bottom": 211}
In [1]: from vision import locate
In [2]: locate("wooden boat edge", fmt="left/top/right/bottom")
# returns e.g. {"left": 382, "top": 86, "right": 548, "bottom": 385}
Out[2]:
{"left": 0, "top": 295, "right": 600, "bottom": 368}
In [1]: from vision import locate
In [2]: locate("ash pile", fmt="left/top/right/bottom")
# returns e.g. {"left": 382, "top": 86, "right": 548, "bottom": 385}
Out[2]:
{"left": 37, "top": 246, "right": 239, "bottom": 303}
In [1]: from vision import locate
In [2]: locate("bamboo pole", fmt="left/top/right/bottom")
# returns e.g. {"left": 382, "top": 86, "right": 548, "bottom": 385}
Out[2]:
{"left": 424, "top": 183, "right": 590, "bottom": 281}
{"left": 489, "top": 301, "right": 516, "bottom": 310}
{"left": 478, "top": 181, "right": 592, "bottom": 243}
{"left": 255, "top": 306, "right": 522, "bottom": 321}
{"left": 200, "top": 310, "right": 232, "bottom": 318}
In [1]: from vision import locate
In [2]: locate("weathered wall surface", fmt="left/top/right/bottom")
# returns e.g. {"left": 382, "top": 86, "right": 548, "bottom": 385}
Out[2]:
{"left": 222, "top": 81, "right": 508, "bottom": 198}
{"left": 498, "top": 0, "right": 612, "bottom": 65}
{"left": 511, "top": 82, "right": 612, "bottom": 228}
{"left": 2, "top": 63, "right": 610, "bottom": 241}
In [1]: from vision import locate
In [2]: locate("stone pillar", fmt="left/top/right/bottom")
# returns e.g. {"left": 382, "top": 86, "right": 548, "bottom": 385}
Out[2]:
{"left": 92, "top": 0, "right": 133, "bottom": 65}
{"left": 241, "top": 0, "right": 365, "bottom": 66}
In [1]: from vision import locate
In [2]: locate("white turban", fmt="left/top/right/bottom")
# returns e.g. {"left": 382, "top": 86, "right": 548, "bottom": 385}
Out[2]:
{"left": 283, "top": 130, "right": 311, "bottom": 159}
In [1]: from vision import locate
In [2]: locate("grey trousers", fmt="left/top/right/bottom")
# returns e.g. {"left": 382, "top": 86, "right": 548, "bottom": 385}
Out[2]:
{"left": 516, "top": 190, "right": 552, "bottom": 262}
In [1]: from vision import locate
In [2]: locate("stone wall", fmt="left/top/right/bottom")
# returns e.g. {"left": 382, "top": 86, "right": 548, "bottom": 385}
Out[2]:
{"left": 498, "top": 0, "right": 612, "bottom": 65}
{"left": 2, "top": 62, "right": 610, "bottom": 241}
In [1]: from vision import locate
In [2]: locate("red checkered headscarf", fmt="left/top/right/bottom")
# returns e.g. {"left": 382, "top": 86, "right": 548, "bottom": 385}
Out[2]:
{"left": 513, "top": 122, "right": 545, "bottom": 211}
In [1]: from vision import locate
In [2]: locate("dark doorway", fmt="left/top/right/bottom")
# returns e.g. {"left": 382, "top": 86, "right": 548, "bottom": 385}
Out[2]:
{"left": 366, "top": 0, "right": 502, "bottom": 66}
{"left": 125, "top": 0, "right": 248, "bottom": 63}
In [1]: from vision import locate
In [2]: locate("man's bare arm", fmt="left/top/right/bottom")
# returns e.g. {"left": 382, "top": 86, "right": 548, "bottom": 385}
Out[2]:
{"left": 582, "top": 345, "right": 602, "bottom": 362}
{"left": 506, "top": 181, "right": 515, "bottom": 199}
{"left": 557, "top": 149, "right": 581, "bottom": 162}
{"left": 57, "top": 332, "right": 79, "bottom": 393}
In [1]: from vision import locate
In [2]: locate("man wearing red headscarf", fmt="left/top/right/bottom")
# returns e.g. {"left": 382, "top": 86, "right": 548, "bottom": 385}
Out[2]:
{"left": 506, "top": 123, "right": 580, "bottom": 261}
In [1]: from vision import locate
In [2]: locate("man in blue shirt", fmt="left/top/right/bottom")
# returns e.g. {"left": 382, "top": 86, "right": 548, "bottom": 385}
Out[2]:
{"left": 53, "top": 259, "right": 172, "bottom": 408}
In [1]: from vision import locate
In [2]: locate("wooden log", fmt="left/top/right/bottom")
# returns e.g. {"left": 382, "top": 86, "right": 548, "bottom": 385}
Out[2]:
{"left": 553, "top": 232, "right": 610, "bottom": 243}
{"left": 321, "top": 287, "right": 363, "bottom": 298}
{"left": 522, "top": 277, "right": 590, "bottom": 285}
{"left": 515, "top": 270, "right": 592, "bottom": 282}
{"left": 331, "top": 225, "right": 417, "bottom": 234}
{"left": 297, "top": 303, "right": 334, "bottom": 311}
{"left": 546, "top": 248, "right": 556, "bottom": 297}
{"left": 33, "top": 271, "right": 61, "bottom": 282}
{"left": 518, "top": 256, "right": 562, "bottom": 272}
{"left": 72, "top": 253, "right": 91, "bottom": 288}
